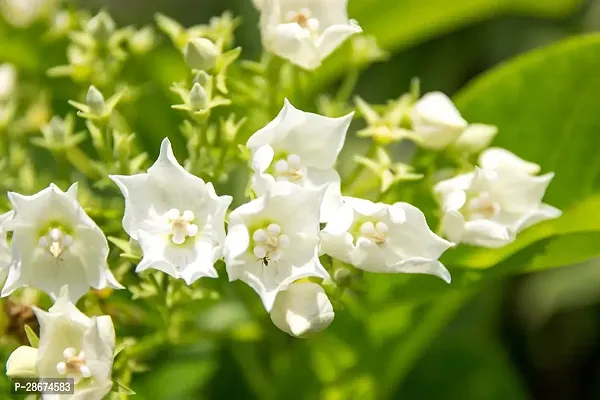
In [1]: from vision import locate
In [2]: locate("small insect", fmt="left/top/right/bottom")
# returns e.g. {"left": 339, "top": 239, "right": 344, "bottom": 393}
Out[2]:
{"left": 259, "top": 256, "right": 270, "bottom": 267}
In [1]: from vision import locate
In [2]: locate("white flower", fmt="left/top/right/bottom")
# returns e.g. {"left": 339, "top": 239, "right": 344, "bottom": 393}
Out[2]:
{"left": 6, "top": 286, "right": 114, "bottom": 400}
{"left": 224, "top": 182, "right": 329, "bottom": 311}
{"left": 320, "top": 197, "right": 453, "bottom": 282}
{"left": 453, "top": 124, "right": 498, "bottom": 154}
{"left": 1, "top": 183, "right": 123, "bottom": 302}
{"left": 0, "top": 0, "right": 56, "bottom": 27}
{"left": 0, "top": 63, "right": 16, "bottom": 102}
{"left": 435, "top": 149, "right": 562, "bottom": 247}
{"left": 110, "top": 138, "right": 232, "bottom": 285}
{"left": 270, "top": 282, "right": 334, "bottom": 337}
{"left": 410, "top": 92, "right": 468, "bottom": 150}
{"left": 257, "top": 0, "right": 362, "bottom": 70}
{"left": 247, "top": 99, "right": 351, "bottom": 223}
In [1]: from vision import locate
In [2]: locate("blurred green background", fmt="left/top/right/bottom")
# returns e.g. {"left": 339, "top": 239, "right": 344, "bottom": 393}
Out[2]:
{"left": 3, "top": 0, "right": 600, "bottom": 399}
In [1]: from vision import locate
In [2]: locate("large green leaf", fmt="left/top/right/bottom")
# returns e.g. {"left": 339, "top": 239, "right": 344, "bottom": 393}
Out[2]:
{"left": 350, "top": 0, "right": 582, "bottom": 53}
{"left": 444, "top": 33, "right": 600, "bottom": 270}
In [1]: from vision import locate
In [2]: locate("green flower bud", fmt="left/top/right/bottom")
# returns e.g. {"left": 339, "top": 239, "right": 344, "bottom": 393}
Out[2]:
{"left": 87, "top": 11, "right": 116, "bottom": 42}
{"left": 184, "top": 38, "right": 219, "bottom": 71}
{"left": 189, "top": 83, "right": 208, "bottom": 111}
{"left": 193, "top": 71, "right": 210, "bottom": 86}
{"left": 86, "top": 86, "right": 105, "bottom": 115}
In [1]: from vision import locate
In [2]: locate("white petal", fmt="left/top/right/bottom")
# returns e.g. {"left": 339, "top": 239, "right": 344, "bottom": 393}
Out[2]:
{"left": 388, "top": 258, "right": 451, "bottom": 283}
{"left": 316, "top": 21, "right": 362, "bottom": 61}
{"left": 441, "top": 210, "right": 466, "bottom": 244}
{"left": 81, "top": 316, "right": 115, "bottom": 384}
{"left": 461, "top": 219, "right": 511, "bottom": 248}
{"left": 265, "top": 23, "right": 321, "bottom": 70}
{"left": 453, "top": 124, "right": 498, "bottom": 153}
{"left": 479, "top": 147, "right": 541, "bottom": 175}
{"left": 304, "top": 167, "right": 343, "bottom": 223}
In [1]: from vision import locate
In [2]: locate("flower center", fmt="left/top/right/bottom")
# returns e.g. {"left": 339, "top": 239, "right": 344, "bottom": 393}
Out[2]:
{"left": 273, "top": 153, "right": 305, "bottom": 183}
{"left": 38, "top": 227, "right": 73, "bottom": 258}
{"left": 358, "top": 221, "right": 389, "bottom": 245}
{"left": 56, "top": 347, "right": 92, "bottom": 384}
{"left": 252, "top": 223, "right": 290, "bottom": 262}
{"left": 165, "top": 209, "right": 198, "bottom": 245}
{"left": 466, "top": 192, "right": 500, "bottom": 220}
{"left": 286, "top": 9, "right": 320, "bottom": 36}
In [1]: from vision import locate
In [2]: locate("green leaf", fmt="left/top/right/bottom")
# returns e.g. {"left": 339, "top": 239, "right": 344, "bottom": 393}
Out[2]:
{"left": 312, "top": 0, "right": 583, "bottom": 86}
{"left": 445, "top": 34, "right": 600, "bottom": 270}
{"left": 24, "top": 325, "right": 39, "bottom": 348}
{"left": 111, "top": 381, "right": 136, "bottom": 395}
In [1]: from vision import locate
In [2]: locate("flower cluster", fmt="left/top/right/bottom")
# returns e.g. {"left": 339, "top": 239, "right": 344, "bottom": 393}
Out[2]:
{"left": 1, "top": 0, "right": 563, "bottom": 397}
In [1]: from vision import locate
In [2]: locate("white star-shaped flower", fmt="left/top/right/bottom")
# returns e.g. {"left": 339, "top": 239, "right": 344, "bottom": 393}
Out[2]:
{"left": 435, "top": 148, "right": 562, "bottom": 247}
{"left": 224, "top": 182, "right": 329, "bottom": 311}
{"left": 247, "top": 99, "right": 352, "bottom": 223}
{"left": 110, "top": 138, "right": 232, "bottom": 284}
{"left": 320, "top": 197, "right": 453, "bottom": 282}
{"left": 1, "top": 183, "right": 123, "bottom": 302}
{"left": 0, "top": 210, "right": 13, "bottom": 285}
{"left": 256, "top": 0, "right": 362, "bottom": 70}
{"left": 6, "top": 286, "right": 115, "bottom": 398}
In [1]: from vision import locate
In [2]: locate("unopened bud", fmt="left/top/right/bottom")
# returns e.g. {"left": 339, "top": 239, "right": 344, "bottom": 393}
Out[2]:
{"left": 193, "top": 71, "right": 210, "bottom": 86}
{"left": 86, "top": 86, "right": 105, "bottom": 115}
{"left": 184, "top": 38, "right": 219, "bottom": 71}
{"left": 189, "top": 83, "right": 208, "bottom": 111}
{"left": 87, "top": 11, "right": 116, "bottom": 42}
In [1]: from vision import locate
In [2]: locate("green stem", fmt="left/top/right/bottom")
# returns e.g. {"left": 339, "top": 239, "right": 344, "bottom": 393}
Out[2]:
{"left": 65, "top": 147, "right": 103, "bottom": 180}
{"left": 335, "top": 68, "right": 360, "bottom": 104}
{"left": 342, "top": 142, "right": 378, "bottom": 194}
{"left": 380, "top": 289, "right": 475, "bottom": 399}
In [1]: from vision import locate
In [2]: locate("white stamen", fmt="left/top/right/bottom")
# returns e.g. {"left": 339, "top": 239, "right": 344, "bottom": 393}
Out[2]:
{"left": 63, "top": 235, "right": 73, "bottom": 247}
{"left": 278, "top": 234, "right": 290, "bottom": 249}
{"left": 166, "top": 208, "right": 180, "bottom": 220}
{"left": 253, "top": 229, "right": 267, "bottom": 242}
{"left": 79, "top": 365, "right": 91, "bottom": 378}
{"left": 287, "top": 154, "right": 301, "bottom": 168}
{"left": 50, "top": 228, "right": 62, "bottom": 242}
{"left": 267, "top": 223, "right": 281, "bottom": 236}
{"left": 56, "top": 362, "right": 67, "bottom": 375}
{"left": 270, "top": 249, "right": 282, "bottom": 261}
{"left": 63, "top": 347, "right": 76, "bottom": 358}
{"left": 38, "top": 236, "right": 48, "bottom": 248}
{"left": 182, "top": 210, "right": 195, "bottom": 222}
{"left": 376, "top": 222, "right": 389, "bottom": 234}
{"left": 172, "top": 232, "right": 186, "bottom": 245}
{"left": 360, "top": 221, "right": 376, "bottom": 236}
{"left": 275, "top": 159, "right": 288, "bottom": 173}
{"left": 253, "top": 246, "right": 267, "bottom": 259}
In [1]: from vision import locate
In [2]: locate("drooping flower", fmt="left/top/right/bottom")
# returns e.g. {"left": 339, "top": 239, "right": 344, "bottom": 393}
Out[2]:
{"left": 270, "top": 281, "right": 334, "bottom": 337}
{"left": 409, "top": 92, "right": 468, "bottom": 150}
{"left": 320, "top": 197, "right": 453, "bottom": 282}
{"left": 247, "top": 99, "right": 352, "bottom": 223}
{"left": 110, "top": 138, "right": 232, "bottom": 284}
{"left": 6, "top": 286, "right": 114, "bottom": 399}
{"left": 434, "top": 148, "right": 562, "bottom": 247}
{"left": 256, "top": 0, "right": 362, "bottom": 70}
{"left": 224, "top": 182, "right": 329, "bottom": 311}
{"left": 1, "top": 183, "right": 123, "bottom": 302}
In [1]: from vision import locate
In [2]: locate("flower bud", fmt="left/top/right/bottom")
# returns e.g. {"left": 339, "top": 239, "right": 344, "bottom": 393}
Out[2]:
{"left": 270, "top": 282, "right": 335, "bottom": 338}
{"left": 410, "top": 92, "right": 468, "bottom": 150}
{"left": 189, "top": 83, "right": 208, "bottom": 111}
{"left": 453, "top": 124, "right": 498, "bottom": 154}
{"left": 129, "top": 26, "right": 155, "bottom": 54}
{"left": 6, "top": 346, "right": 38, "bottom": 378}
{"left": 184, "top": 38, "right": 219, "bottom": 71}
{"left": 86, "top": 85, "right": 105, "bottom": 115}
{"left": 87, "top": 11, "right": 116, "bottom": 42}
